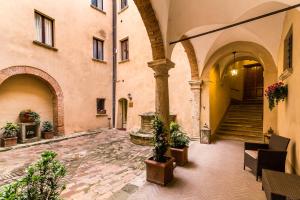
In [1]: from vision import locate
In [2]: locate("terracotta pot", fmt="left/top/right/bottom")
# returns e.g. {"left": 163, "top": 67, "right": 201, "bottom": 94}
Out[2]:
{"left": 1, "top": 137, "right": 17, "bottom": 147}
{"left": 19, "top": 112, "right": 35, "bottom": 123}
{"left": 145, "top": 156, "right": 174, "bottom": 186}
{"left": 42, "top": 131, "right": 54, "bottom": 139}
{"left": 170, "top": 146, "right": 188, "bottom": 166}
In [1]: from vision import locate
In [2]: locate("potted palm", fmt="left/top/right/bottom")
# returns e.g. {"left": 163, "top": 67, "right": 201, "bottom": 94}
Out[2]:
{"left": 144, "top": 115, "right": 174, "bottom": 186}
{"left": 1, "top": 123, "right": 19, "bottom": 147}
{"left": 42, "top": 121, "right": 54, "bottom": 139}
{"left": 19, "top": 110, "right": 40, "bottom": 123}
{"left": 170, "top": 122, "right": 190, "bottom": 166}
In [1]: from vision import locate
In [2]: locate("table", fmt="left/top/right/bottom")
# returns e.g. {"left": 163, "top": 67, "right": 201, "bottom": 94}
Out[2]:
{"left": 262, "top": 169, "right": 300, "bottom": 200}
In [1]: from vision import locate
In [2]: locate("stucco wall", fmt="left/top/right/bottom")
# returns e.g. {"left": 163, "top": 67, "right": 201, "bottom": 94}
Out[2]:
{"left": 0, "top": 75, "right": 53, "bottom": 135}
{"left": 116, "top": 0, "right": 193, "bottom": 135}
{"left": 209, "top": 65, "right": 231, "bottom": 134}
{"left": 0, "top": 1, "right": 112, "bottom": 134}
{"left": 277, "top": 10, "right": 300, "bottom": 174}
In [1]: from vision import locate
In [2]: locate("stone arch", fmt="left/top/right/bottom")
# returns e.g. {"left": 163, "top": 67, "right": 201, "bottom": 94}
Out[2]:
{"left": 0, "top": 66, "right": 64, "bottom": 134}
{"left": 202, "top": 41, "right": 277, "bottom": 80}
{"left": 133, "top": 0, "right": 166, "bottom": 60}
{"left": 180, "top": 35, "right": 200, "bottom": 81}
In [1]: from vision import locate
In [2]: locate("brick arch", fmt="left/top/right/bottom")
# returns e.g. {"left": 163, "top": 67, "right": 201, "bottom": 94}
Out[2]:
{"left": 180, "top": 35, "right": 199, "bottom": 81}
{"left": 0, "top": 66, "right": 64, "bottom": 134}
{"left": 133, "top": 0, "right": 165, "bottom": 60}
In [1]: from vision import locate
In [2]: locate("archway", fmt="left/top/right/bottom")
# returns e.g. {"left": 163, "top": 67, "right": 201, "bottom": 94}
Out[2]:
{"left": 117, "top": 98, "right": 128, "bottom": 130}
{"left": 201, "top": 41, "right": 278, "bottom": 139}
{"left": 0, "top": 66, "right": 64, "bottom": 134}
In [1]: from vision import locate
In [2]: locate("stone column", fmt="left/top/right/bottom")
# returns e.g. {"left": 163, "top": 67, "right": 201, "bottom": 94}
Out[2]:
{"left": 189, "top": 80, "right": 202, "bottom": 139}
{"left": 148, "top": 59, "right": 175, "bottom": 140}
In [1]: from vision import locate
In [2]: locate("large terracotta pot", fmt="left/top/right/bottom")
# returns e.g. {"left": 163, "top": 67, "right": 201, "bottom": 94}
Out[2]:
{"left": 170, "top": 146, "right": 188, "bottom": 166}
{"left": 19, "top": 112, "right": 35, "bottom": 123}
{"left": 145, "top": 156, "right": 174, "bottom": 186}
{"left": 42, "top": 131, "right": 54, "bottom": 139}
{"left": 1, "top": 137, "right": 17, "bottom": 147}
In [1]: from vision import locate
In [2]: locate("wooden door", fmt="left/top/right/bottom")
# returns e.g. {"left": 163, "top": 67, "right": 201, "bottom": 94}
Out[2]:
{"left": 243, "top": 64, "right": 264, "bottom": 100}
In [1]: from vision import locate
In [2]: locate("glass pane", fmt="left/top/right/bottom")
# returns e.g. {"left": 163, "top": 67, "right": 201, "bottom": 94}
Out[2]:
{"left": 35, "top": 13, "right": 42, "bottom": 42}
{"left": 44, "top": 18, "right": 53, "bottom": 46}
{"left": 97, "top": 0, "right": 103, "bottom": 10}
{"left": 93, "top": 39, "right": 97, "bottom": 59}
{"left": 98, "top": 40, "right": 103, "bottom": 60}
{"left": 91, "top": 0, "right": 97, "bottom": 6}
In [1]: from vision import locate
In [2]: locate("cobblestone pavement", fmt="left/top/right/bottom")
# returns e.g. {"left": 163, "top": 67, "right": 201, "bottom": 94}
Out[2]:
{"left": 0, "top": 129, "right": 152, "bottom": 200}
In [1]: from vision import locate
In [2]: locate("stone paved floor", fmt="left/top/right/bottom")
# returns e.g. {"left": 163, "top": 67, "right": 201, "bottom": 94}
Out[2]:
{"left": 128, "top": 140, "right": 266, "bottom": 200}
{"left": 0, "top": 129, "right": 152, "bottom": 200}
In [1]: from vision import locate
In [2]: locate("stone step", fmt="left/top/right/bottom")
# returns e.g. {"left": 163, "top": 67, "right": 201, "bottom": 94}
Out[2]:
{"left": 215, "top": 134, "right": 264, "bottom": 143}
{"left": 219, "top": 124, "right": 262, "bottom": 131}
{"left": 218, "top": 128, "right": 262, "bottom": 135}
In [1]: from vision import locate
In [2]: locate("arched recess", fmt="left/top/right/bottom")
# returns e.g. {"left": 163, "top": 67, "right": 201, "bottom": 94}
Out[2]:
{"left": 133, "top": 0, "right": 166, "bottom": 60}
{"left": 180, "top": 35, "right": 200, "bottom": 81}
{"left": 200, "top": 41, "right": 278, "bottom": 134}
{"left": 0, "top": 66, "right": 64, "bottom": 134}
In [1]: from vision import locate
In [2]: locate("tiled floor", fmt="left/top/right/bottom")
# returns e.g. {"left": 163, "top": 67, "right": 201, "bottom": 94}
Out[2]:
{"left": 0, "top": 130, "right": 266, "bottom": 200}
{"left": 128, "top": 140, "right": 266, "bottom": 200}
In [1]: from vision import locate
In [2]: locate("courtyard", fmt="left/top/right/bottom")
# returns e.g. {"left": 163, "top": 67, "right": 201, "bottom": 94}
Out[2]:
{"left": 0, "top": 129, "right": 265, "bottom": 200}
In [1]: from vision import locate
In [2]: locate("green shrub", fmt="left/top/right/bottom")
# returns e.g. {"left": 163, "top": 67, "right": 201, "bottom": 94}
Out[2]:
{"left": 170, "top": 122, "right": 190, "bottom": 148}
{"left": 152, "top": 115, "right": 169, "bottom": 162}
{"left": 42, "top": 121, "right": 53, "bottom": 132}
{"left": 1, "top": 123, "right": 20, "bottom": 138}
{"left": 0, "top": 151, "right": 66, "bottom": 200}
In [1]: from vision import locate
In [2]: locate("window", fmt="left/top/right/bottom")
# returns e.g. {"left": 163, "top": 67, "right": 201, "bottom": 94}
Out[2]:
{"left": 284, "top": 26, "right": 293, "bottom": 71}
{"left": 121, "top": 0, "right": 128, "bottom": 9}
{"left": 93, "top": 38, "right": 104, "bottom": 61}
{"left": 35, "top": 12, "right": 54, "bottom": 47}
{"left": 91, "top": 0, "right": 103, "bottom": 10}
{"left": 97, "top": 98, "right": 106, "bottom": 114}
{"left": 120, "top": 38, "right": 129, "bottom": 61}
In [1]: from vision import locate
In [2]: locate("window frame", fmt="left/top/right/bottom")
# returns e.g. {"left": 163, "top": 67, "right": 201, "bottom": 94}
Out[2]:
{"left": 91, "top": 0, "right": 104, "bottom": 11}
{"left": 283, "top": 26, "right": 293, "bottom": 71}
{"left": 121, "top": 0, "right": 128, "bottom": 10}
{"left": 34, "top": 10, "right": 54, "bottom": 47}
{"left": 120, "top": 38, "right": 129, "bottom": 61}
{"left": 96, "top": 98, "right": 106, "bottom": 115}
{"left": 93, "top": 37, "right": 104, "bottom": 61}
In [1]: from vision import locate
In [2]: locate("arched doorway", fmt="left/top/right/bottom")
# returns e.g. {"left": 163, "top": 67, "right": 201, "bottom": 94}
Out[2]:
{"left": 117, "top": 98, "right": 128, "bottom": 130}
{"left": 0, "top": 66, "right": 64, "bottom": 134}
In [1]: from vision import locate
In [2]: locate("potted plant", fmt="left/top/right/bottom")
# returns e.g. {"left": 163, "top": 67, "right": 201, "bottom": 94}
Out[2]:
{"left": 1, "top": 122, "right": 19, "bottom": 147}
{"left": 19, "top": 109, "right": 40, "bottom": 123}
{"left": 144, "top": 115, "right": 174, "bottom": 186}
{"left": 265, "top": 82, "right": 288, "bottom": 110}
{"left": 41, "top": 121, "right": 54, "bottom": 139}
{"left": 170, "top": 122, "right": 190, "bottom": 166}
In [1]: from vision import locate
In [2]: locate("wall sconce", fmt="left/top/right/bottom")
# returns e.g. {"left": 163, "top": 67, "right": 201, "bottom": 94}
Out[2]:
{"left": 128, "top": 93, "right": 132, "bottom": 101}
{"left": 231, "top": 69, "right": 238, "bottom": 76}
{"left": 231, "top": 51, "right": 238, "bottom": 76}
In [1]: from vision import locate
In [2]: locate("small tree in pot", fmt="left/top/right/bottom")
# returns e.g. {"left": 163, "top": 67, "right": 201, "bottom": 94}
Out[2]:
{"left": 42, "top": 121, "right": 55, "bottom": 139}
{"left": 144, "top": 115, "right": 174, "bottom": 186}
{"left": 170, "top": 122, "right": 190, "bottom": 166}
{"left": 1, "top": 122, "right": 19, "bottom": 147}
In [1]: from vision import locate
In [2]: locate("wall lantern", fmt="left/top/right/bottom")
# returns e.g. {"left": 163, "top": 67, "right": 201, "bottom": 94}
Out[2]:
{"left": 231, "top": 51, "right": 238, "bottom": 76}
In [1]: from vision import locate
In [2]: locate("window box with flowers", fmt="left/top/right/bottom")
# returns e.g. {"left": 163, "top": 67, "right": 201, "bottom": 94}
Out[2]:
{"left": 265, "top": 82, "right": 288, "bottom": 111}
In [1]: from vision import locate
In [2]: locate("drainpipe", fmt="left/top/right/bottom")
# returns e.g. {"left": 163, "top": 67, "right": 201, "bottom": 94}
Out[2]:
{"left": 112, "top": 0, "right": 117, "bottom": 128}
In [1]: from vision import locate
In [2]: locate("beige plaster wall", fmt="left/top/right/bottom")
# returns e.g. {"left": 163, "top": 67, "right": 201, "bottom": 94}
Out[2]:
{"left": 116, "top": 0, "right": 193, "bottom": 135}
{"left": 0, "top": 75, "right": 53, "bottom": 135}
{"left": 0, "top": 0, "right": 113, "bottom": 134}
{"left": 277, "top": 10, "right": 300, "bottom": 174}
{"left": 209, "top": 65, "right": 231, "bottom": 134}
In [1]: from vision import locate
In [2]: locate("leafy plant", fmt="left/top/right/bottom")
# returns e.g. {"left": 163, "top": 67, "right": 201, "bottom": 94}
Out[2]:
{"left": 42, "top": 121, "right": 53, "bottom": 132}
{"left": 152, "top": 115, "right": 169, "bottom": 162}
{"left": 19, "top": 110, "right": 41, "bottom": 124}
{"left": 1, "top": 122, "right": 20, "bottom": 138}
{"left": 265, "top": 82, "right": 288, "bottom": 110}
{"left": 170, "top": 122, "right": 190, "bottom": 148}
{"left": 0, "top": 151, "right": 66, "bottom": 200}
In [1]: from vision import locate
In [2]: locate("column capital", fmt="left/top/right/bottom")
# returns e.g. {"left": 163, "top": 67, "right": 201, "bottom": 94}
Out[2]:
{"left": 189, "top": 80, "right": 203, "bottom": 90}
{"left": 148, "top": 58, "right": 175, "bottom": 77}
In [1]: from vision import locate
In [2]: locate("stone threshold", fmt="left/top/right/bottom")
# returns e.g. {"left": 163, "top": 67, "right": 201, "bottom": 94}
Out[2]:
{"left": 0, "top": 129, "right": 107, "bottom": 153}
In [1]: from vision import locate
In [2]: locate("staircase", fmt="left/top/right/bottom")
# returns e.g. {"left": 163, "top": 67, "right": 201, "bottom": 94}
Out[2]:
{"left": 216, "top": 101, "right": 263, "bottom": 142}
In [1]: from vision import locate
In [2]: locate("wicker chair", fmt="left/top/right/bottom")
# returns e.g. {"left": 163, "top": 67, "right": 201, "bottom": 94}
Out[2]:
{"left": 244, "top": 134, "right": 290, "bottom": 181}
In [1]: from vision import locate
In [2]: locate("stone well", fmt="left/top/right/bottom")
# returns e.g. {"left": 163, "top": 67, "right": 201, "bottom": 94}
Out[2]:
{"left": 130, "top": 112, "right": 176, "bottom": 146}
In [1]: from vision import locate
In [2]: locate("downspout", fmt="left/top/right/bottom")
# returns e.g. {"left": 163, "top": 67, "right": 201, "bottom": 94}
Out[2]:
{"left": 112, "top": 0, "right": 117, "bottom": 128}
